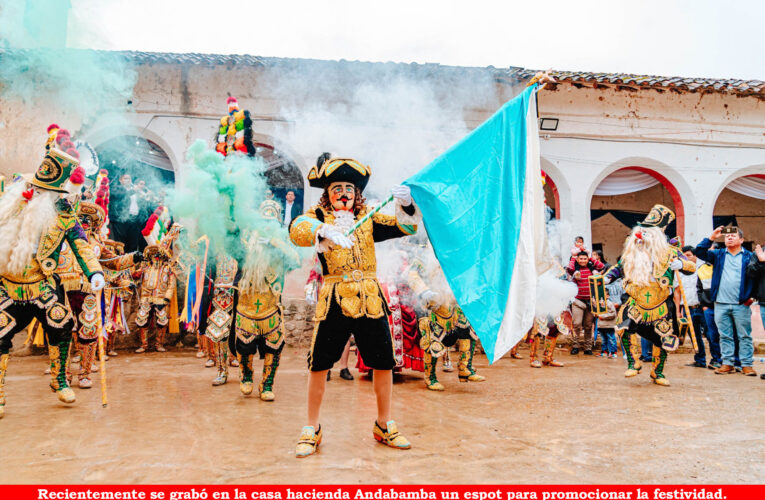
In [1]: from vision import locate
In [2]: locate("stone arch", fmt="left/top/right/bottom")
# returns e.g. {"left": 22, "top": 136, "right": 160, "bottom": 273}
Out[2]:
{"left": 541, "top": 157, "right": 568, "bottom": 220}
{"left": 710, "top": 164, "right": 765, "bottom": 207}
{"left": 711, "top": 166, "right": 765, "bottom": 247}
{"left": 587, "top": 158, "right": 691, "bottom": 239}
{"left": 82, "top": 125, "right": 181, "bottom": 174}
{"left": 249, "top": 132, "right": 306, "bottom": 191}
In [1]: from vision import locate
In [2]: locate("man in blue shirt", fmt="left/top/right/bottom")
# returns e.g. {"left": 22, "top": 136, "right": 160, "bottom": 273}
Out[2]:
{"left": 694, "top": 227, "right": 756, "bottom": 376}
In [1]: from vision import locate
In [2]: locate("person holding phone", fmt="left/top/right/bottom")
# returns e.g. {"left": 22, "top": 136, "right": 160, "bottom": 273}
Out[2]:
{"left": 694, "top": 226, "right": 757, "bottom": 376}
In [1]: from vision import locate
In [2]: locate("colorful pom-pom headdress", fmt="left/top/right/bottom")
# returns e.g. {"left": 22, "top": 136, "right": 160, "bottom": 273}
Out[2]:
{"left": 31, "top": 127, "right": 86, "bottom": 193}
{"left": 215, "top": 96, "right": 254, "bottom": 157}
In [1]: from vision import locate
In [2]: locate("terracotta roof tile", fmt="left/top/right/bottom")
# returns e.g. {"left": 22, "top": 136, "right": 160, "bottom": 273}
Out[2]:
{"left": 516, "top": 69, "right": 765, "bottom": 97}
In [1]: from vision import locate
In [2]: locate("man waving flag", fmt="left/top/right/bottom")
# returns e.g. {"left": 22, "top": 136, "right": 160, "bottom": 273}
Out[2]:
{"left": 404, "top": 83, "right": 550, "bottom": 363}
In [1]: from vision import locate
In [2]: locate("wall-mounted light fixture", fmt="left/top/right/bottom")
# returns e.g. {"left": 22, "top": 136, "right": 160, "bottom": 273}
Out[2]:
{"left": 539, "top": 118, "right": 559, "bottom": 131}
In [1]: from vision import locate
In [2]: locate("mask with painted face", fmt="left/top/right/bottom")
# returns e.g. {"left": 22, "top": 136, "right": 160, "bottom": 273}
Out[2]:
{"left": 328, "top": 182, "right": 355, "bottom": 212}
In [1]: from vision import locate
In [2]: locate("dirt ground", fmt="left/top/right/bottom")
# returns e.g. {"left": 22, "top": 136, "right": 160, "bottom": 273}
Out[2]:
{"left": 1, "top": 346, "right": 764, "bottom": 484}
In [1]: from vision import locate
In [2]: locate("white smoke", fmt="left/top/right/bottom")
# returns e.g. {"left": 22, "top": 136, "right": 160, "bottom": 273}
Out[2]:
{"left": 266, "top": 63, "right": 507, "bottom": 200}
{"left": 535, "top": 270, "right": 577, "bottom": 319}
{"left": 533, "top": 207, "right": 577, "bottom": 319}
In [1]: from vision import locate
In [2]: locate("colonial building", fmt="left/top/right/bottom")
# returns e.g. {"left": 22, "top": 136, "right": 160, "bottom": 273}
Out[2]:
{"left": 528, "top": 71, "right": 765, "bottom": 263}
{"left": 1, "top": 50, "right": 763, "bottom": 265}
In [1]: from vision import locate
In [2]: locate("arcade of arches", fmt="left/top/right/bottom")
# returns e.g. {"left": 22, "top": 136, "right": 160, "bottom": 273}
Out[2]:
{"left": 542, "top": 168, "right": 765, "bottom": 266}
{"left": 94, "top": 136, "right": 304, "bottom": 211}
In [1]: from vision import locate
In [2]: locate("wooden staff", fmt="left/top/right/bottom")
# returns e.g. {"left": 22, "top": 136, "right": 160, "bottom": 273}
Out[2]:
{"left": 96, "top": 289, "right": 108, "bottom": 407}
{"left": 674, "top": 270, "right": 699, "bottom": 353}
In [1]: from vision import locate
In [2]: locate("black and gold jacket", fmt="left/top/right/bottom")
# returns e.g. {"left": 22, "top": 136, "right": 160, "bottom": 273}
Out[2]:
{"left": 290, "top": 203, "right": 418, "bottom": 321}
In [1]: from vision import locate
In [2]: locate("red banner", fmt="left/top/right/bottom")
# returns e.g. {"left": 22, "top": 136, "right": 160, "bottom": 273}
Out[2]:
{"left": 0, "top": 485, "right": 760, "bottom": 500}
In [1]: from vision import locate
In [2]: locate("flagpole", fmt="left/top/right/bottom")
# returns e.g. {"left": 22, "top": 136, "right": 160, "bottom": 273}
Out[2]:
{"left": 344, "top": 194, "right": 394, "bottom": 236}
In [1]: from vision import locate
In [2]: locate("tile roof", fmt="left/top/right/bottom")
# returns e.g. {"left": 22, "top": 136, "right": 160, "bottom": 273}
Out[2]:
{"left": 513, "top": 69, "right": 765, "bottom": 98}
{"left": 3, "top": 48, "right": 762, "bottom": 98}
{"left": 125, "top": 50, "right": 268, "bottom": 67}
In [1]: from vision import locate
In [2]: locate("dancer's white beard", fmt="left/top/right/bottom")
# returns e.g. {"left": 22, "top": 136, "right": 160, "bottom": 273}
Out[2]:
{"left": 621, "top": 226, "right": 670, "bottom": 287}
{"left": 0, "top": 185, "right": 59, "bottom": 276}
{"left": 239, "top": 239, "right": 270, "bottom": 297}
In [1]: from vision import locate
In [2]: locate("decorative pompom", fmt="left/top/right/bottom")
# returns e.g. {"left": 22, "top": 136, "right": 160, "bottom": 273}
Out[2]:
{"left": 226, "top": 96, "right": 238, "bottom": 104}
{"left": 60, "top": 140, "right": 75, "bottom": 151}
{"left": 56, "top": 129, "right": 71, "bottom": 142}
{"left": 47, "top": 123, "right": 60, "bottom": 133}
{"left": 22, "top": 188, "right": 34, "bottom": 200}
{"left": 66, "top": 148, "right": 80, "bottom": 160}
{"left": 69, "top": 166, "right": 86, "bottom": 185}
{"left": 141, "top": 215, "right": 158, "bottom": 236}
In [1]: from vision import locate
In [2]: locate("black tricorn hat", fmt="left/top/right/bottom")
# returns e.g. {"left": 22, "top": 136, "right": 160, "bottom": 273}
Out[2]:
{"left": 307, "top": 153, "right": 371, "bottom": 192}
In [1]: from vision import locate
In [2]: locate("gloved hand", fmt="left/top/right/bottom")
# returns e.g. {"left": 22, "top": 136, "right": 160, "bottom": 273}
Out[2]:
{"left": 391, "top": 185, "right": 412, "bottom": 206}
{"left": 669, "top": 259, "right": 684, "bottom": 271}
{"left": 318, "top": 224, "right": 354, "bottom": 250}
{"left": 90, "top": 273, "right": 105, "bottom": 291}
{"left": 305, "top": 291, "right": 317, "bottom": 306}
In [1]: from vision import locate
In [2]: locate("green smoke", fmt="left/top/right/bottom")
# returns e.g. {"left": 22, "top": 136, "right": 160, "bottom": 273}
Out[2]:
{"left": 0, "top": 0, "right": 136, "bottom": 127}
{"left": 168, "top": 140, "right": 307, "bottom": 272}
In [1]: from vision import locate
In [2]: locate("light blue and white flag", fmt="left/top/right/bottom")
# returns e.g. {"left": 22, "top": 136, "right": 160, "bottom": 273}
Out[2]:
{"left": 404, "top": 85, "right": 548, "bottom": 363}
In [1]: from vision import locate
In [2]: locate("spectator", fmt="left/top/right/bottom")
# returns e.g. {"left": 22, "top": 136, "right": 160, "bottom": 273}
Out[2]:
{"left": 109, "top": 173, "right": 137, "bottom": 250}
{"left": 570, "top": 236, "right": 589, "bottom": 257}
{"left": 694, "top": 227, "right": 756, "bottom": 376}
{"left": 746, "top": 244, "right": 765, "bottom": 380}
{"left": 566, "top": 250, "right": 605, "bottom": 355}
{"left": 675, "top": 246, "right": 707, "bottom": 368}
{"left": 282, "top": 190, "right": 302, "bottom": 228}
{"left": 597, "top": 293, "right": 618, "bottom": 358}
{"left": 592, "top": 249, "right": 606, "bottom": 268}
{"left": 639, "top": 337, "right": 654, "bottom": 362}
{"left": 589, "top": 250, "right": 607, "bottom": 345}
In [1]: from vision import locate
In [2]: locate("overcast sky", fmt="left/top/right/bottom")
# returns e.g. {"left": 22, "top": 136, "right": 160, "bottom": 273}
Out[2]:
{"left": 69, "top": 0, "right": 764, "bottom": 80}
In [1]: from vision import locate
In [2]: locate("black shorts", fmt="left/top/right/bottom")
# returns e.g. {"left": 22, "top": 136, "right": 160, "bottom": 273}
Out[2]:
{"left": 308, "top": 299, "right": 395, "bottom": 371}
{"left": 229, "top": 332, "right": 284, "bottom": 359}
